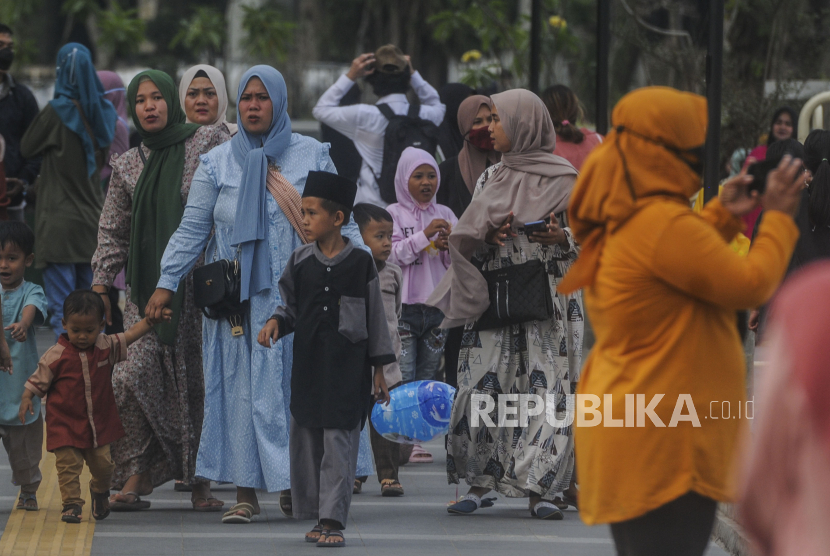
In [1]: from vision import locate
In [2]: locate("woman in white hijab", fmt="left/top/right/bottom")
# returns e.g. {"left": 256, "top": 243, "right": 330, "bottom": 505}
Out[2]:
{"left": 178, "top": 64, "right": 238, "bottom": 135}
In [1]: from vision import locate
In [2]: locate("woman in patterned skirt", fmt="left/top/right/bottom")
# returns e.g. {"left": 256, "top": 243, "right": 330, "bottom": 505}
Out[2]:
{"left": 428, "top": 89, "right": 583, "bottom": 520}
{"left": 91, "top": 70, "right": 229, "bottom": 511}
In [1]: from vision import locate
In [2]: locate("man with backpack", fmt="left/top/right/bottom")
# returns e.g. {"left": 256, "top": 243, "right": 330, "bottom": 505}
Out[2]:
{"left": 313, "top": 44, "right": 445, "bottom": 207}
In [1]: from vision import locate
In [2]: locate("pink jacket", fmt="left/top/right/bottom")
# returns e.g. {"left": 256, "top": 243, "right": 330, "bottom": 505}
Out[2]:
{"left": 388, "top": 147, "right": 458, "bottom": 305}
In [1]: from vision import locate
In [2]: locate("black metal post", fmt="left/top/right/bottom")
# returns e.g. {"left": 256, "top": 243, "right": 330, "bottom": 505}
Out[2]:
{"left": 596, "top": 0, "right": 610, "bottom": 134}
{"left": 529, "top": 0, "right": 542, "bottom": 93}
{"left": 704, "top": 0, "right": 724, "bottom": 201}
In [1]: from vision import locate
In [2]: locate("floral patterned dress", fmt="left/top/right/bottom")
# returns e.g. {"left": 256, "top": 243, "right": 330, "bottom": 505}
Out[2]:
{"left": 446, "top": 163, "right": 584, "bottom": 499}
{"left": 91, "top": 125, "right": 229, "bottom": 489}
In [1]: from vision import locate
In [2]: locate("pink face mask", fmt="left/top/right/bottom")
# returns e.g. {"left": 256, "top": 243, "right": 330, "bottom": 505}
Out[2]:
{"left": 467, "top": 126, "right": 494, "bottom": 151}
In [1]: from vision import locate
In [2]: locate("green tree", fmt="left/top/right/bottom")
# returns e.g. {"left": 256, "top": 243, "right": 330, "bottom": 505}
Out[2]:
{"left": 170, "top": 6, "right": 225, "bottom": 65}
{"left": 241, "top": 4, "right": 295, "bottom": 63}
{"left": 97, "top": 2, "right": 145, "bottom": 60}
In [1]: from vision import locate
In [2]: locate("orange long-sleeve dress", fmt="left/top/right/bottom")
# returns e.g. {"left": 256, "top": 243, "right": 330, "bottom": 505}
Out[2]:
{"left": 575, "top": 197, "right": 798, "bottom": 524}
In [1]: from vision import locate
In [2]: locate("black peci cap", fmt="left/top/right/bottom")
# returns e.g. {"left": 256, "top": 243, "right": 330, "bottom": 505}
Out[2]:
{"left": 302, "top": 171, "right": 358, "bottom": 210}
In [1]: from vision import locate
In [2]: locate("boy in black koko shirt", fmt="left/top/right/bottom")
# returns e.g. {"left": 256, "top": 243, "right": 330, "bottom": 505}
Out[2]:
{"left": 258, "top": 170, "right": 394, "bottom": 547}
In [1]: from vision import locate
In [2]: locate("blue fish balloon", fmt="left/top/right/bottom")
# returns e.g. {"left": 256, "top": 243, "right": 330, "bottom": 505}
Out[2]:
{"left": 371, "top": 380, "right": 456, "bottom": 444}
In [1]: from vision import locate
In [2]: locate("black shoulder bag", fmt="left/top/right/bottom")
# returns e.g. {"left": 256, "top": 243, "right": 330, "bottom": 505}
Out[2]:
{"left": 472, "top": 259, "right": 554, "bottom": 331}
{"left": 137, "top": 147, "right": 249, "bottom": 336}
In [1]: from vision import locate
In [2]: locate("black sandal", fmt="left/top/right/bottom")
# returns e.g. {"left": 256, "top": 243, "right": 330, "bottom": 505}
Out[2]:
{"left": 316, "top": 529, "right": 345, "bottom": 547}
{"left": 305, "top": 524, "right": 324, "bottom": 543}
{"left": 90, "top": 487, "right": 111, "bottom": 521}
{"left": 61, "top": 504, "right": 83, "bottom": 524}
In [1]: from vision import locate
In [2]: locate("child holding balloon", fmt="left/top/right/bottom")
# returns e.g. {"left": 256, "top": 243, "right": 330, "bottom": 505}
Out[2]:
{"left": 387, "top": 147, "right": 457, "bottom": 464}
{"left": 353, "top": 203, "right": 405, "bottom": 496}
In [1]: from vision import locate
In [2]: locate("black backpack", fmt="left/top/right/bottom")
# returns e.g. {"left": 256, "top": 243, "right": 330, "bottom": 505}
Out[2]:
{"left": 376, "top": 101, "right": 440, "bottom": 204}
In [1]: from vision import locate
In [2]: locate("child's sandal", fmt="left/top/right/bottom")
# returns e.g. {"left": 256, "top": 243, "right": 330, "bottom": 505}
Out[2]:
{"left": 316, "top": 529, "right": 345, "bottom": 547}
{"left": 90, "top": 487, "right": 111, "bottom": 521}
{"left": 16, "top": 493, "right": 38, "bottom": 511}
{"left": 61, "top": 504, "right": 83, "bottom": 524}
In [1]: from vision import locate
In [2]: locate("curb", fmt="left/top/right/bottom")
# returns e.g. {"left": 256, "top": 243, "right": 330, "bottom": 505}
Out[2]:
{"left": 712, "top": 503, "right": 751, "bottom": 556}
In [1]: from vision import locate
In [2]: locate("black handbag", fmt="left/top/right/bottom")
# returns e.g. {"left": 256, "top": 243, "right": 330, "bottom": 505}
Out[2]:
{"left": 472, "top": 259, "right": 554, "bottom": 331}
{"left": 193, "top": 256, "right": 249, "bottom": 336}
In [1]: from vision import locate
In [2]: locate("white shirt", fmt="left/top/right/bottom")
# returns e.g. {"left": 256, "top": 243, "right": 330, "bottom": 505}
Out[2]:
{"left": 312, "top": 72, "right": 446, "bottom": 207}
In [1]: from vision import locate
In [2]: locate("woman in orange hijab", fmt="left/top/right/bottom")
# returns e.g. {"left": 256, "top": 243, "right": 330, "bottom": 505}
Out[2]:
{"left": 558, "top": 87, "right": 803, "bottom": 555}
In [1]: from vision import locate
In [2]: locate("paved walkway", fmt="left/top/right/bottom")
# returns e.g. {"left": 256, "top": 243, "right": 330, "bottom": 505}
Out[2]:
{"left": 0, "top": 329, "right": 731, "bottom": 555}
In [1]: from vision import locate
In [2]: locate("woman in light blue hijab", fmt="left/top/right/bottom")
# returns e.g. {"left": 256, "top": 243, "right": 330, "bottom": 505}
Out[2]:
{"left": 147, "top": 66, "right": 371, "bottom": 524}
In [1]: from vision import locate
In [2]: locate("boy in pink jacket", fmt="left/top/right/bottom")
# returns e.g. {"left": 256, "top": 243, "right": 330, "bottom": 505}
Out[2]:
{"left": 387, "top": 147, "right": 457, "bottom": 463}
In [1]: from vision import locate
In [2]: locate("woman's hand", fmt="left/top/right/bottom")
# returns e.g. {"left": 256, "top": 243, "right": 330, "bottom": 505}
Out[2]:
{"left": 762, "top": 155, "right": 804, "bottom": 217}
{"left": 346, "top": 53, "right": 376, "bottom": 80}
{"left": 530, "top": 213, "right": 569, "bottom": 247}
{"left": 258, "top": 318, "right": 280, "bottom": 348}
{"left": 485, "top": 213, "right": 517, "bottom": 246}
{"left": 720, "top": 173, "right": 759, "bottom": 218}
{"left": 92, "top": 286, "right": 112, "bottom": 325}
{"left": 145, "top": 288, "right": 175, "bottom": 322}
{"left": 424, "top": 219, "right": 450, "bottom": 238}
{"left": 433, "top": 233, "right": 450, "bottom": 251}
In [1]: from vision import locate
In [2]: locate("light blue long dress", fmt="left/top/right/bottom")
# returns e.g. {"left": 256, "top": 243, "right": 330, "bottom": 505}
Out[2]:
{"left": 158, "top": 136, "right": 374, "bottom": 491}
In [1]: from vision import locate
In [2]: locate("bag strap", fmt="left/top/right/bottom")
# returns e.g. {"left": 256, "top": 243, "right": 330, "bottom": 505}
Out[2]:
{"left": 137, "top": 143, "right": 147, "bottom": 165}
{"left": 377, "top": 103, "right": 395, "bottom": 121}
{"left": 70, "top": 99, "right": 100, "bottom": 153}
{"left": 406, "top": 99, "right": 421, "bottom": 119}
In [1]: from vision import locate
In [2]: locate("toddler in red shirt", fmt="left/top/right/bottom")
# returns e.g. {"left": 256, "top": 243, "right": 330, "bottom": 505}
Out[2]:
{"left": 19, "top": 290, "right": 170, "bottom": 524}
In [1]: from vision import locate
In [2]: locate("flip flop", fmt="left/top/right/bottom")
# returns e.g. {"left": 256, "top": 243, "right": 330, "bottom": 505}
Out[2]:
{"left": 316, "top": 529, "right": 345, "bottom": 547}
{"left": 110, "top": 492, "right": 151, "bottom": 512}
{"left": 222, "top": 502, "right": 256, "bottom": 524}
{"left": 192, "top": 497, "right": 225, "bottom": 512}
{"left": 531, "top": 501, "right": 564, "bottom": 520}
{"left": 305, "top": 524, "right": 324, "bottom": 543}
{"left": 16, "top": 493, "right": 38, "bottom": 511}
{"left": 447, "top": 494, "right": 496, "bottom": 515}
{"left": 409, "top": 444, "right": 433, "bottom": 464}
{"left": 380, "top": 479, "right": 404, "bottom": 497}
{"left": 90, "top": 487, "right": 111, "bottom": 521}
{"left": 61, "top": 504, "right": 82, "bottom": 524}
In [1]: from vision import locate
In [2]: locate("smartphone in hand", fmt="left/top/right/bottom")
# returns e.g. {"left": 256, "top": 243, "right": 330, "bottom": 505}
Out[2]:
{"left": 523, "top": 220, "right": 547, "bottom": 242}
{"left": 747, "top": 159, "right": 779, "bottom": 194}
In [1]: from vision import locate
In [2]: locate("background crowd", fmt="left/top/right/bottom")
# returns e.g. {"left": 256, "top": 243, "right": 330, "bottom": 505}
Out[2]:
{"left": 0, "top": 18, "right": 828, "bottom": 555}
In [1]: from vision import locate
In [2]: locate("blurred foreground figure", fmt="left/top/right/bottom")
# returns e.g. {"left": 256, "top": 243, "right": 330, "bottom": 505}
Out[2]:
{"left": 740, "top": 262, "right": 830, "bottom": 556}
{"left": 558, "top": 86, "right": 803, "bottom": 556}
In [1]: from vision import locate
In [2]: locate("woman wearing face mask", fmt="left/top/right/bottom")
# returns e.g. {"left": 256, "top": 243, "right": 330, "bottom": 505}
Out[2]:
{"left": 143, "top": 66, "right": 370, "bottom": 527}
{"left": 429, "top": 89, "right": 582, "bottom": 520}
{"left": 178, "top": 64, "right": 238, "bottom": 135}
{"left": 436, "top": 95, "right": 501, "bottom": 390}
{"left": 436, "top": 95, "right": 501, "bottom": 219}
{"left": 91, "top": 70, "right": 230, "bottom": 513}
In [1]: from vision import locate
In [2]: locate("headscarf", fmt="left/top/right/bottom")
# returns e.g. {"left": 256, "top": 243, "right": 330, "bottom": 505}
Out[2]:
{"left": 395, "top": 146, "right": 441, "bottom": 219}
{"left": 230, "top": 65, "right": 292, "bottom": 301}
{"left": 426, "top": 89, "right": 578, "bottom": 326}
{"left": 768, "top": 261, "right": 830, "bottom": 451}
{"left": 178, "top": 64, "right": 238, "bottom": 135}
{"left": 457, "top": 94, "right": 500, "bottom": 193}
{"left": 437, "top": 83, "right": 473, "bottom": 159}
{"left": 557, "top": 87, "right": 707, "bottom": 294}
{"left": 766, "top": 106, "right": 797, "bottom": 146}
{"left": 125, "top": 70, "right": 200, "bottom": 345}
{"left": 97, "top": 71, "right": 130, "bottom": 180}
{"left": 49, "top": 43, "right": 117, "bottom": 177}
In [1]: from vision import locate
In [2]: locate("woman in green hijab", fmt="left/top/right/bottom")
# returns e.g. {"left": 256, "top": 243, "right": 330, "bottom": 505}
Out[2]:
{"left": 91, "top": 70, "right": 230, "bottom": 512}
